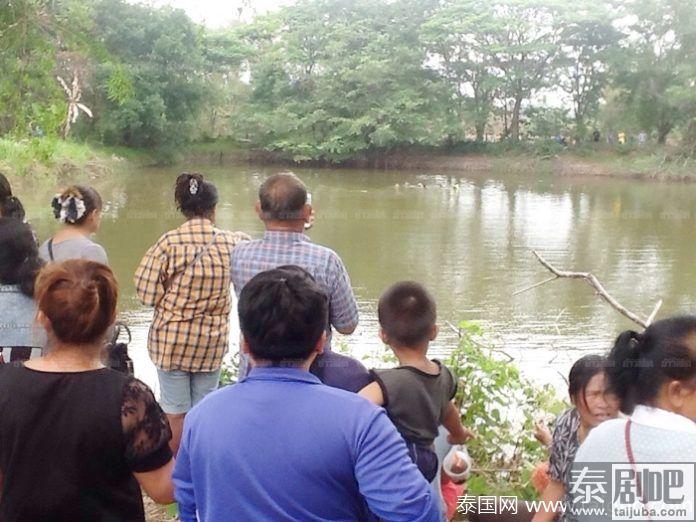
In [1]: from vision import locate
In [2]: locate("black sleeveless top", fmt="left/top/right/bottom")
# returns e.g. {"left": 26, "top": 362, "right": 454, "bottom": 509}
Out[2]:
{"left": 0, "top": 364, "right": 172, "bottom": 521}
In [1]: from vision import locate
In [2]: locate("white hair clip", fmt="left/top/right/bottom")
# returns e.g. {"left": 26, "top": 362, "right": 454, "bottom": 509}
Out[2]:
{"left": 59, "top": 195, "right": 87, "bottom": 224}
{"left": 189, "top": 178, "right": 199, "bottom": 195}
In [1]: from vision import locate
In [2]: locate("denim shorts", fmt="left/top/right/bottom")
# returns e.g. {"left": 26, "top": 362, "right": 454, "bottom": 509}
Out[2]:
{"left": 156, "top": 368, "right": 222, "bottom": 414}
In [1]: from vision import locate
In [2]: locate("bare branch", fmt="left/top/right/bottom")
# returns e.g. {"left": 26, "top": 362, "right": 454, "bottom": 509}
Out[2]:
{"left": 646, "top": 299, "right": 663, "bottom": 326}
{"left": 512, "top": 275, "right": 558, "bottom": 296}
{"left": 444, "top": 320, "right": 461, "bottom": 339}
{"left": 531, "top": 250, "right": 661, "bottom": 329}
{"left": 556, "top": 370, "right": 569, "bottom": 385}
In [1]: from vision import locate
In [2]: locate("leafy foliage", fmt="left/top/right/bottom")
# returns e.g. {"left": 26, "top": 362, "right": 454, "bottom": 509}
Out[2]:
{"left": 4, "top": 0, "right": 696, "bottom": 159}
{"left": 88, "top": 0, "right": 206, "bottom": 149}
{"left": 230, "top": 0, "right": 451, "bottom": 163}
{"left": 447, "top": 321, "right": 566, "bottom": 497}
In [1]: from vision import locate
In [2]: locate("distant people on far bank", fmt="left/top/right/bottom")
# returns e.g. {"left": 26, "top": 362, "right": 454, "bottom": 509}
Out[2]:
{"left": 573, "top": 317, "right": 696, "bottom": 516}
{"left": 359, "top": 281, "right": 474, "bottom": 482}
{"left": 134, "top": 172, "right": 250, "bottom": 454}
{"left": 231, "top": 172, "right": 364, "bottom": 390}
{"left": 39, "top": 185, "right": 108, "bottom": 264}
{"left": 0, "top": 260, "right": 174, "bottom": 521}
{"left": 532, "top": 354, "right": 619, "bottom": 522}
{"left": 173, "top": 266, "right": 441, "bottom": 522}
{"left": 0, "top": 218, "right": 46, "bottom": 363}
{"left": 0, "top": 172, "right": 26, "bottom": 220}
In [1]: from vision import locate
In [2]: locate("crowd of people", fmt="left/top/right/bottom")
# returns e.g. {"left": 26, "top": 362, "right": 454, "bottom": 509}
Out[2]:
{"left": 0, "top": 170, "right": 694, "bottom": 521}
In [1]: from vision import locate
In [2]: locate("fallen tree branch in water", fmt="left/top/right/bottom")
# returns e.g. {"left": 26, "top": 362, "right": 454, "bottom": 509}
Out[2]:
{"left": 523, "top": 250, "right": 662, "bottom": 329}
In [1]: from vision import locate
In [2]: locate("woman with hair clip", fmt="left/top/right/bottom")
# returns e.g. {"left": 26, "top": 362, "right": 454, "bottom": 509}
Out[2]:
{"left": 39, "top": 184, "right": 108, "bottom": 264}
{"left": 532, "top": 354, "right": 620, "bottom": 522}
{"left": 134, "top": 172, "right": 249, "bottom": 454}
{"left": 0, "top": 218, "right": 46, "bottom": 363}
{"left": 0, "top": 172, "right": 26, "bottom": 220}
{"left": 0, "top": 260, "right": 174, "bottom": 520}
{"left": 573, "top": 317, "right": 696, "bottom": 520}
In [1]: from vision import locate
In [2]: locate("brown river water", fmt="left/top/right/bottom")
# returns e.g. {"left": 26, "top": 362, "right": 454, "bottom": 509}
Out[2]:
{"left": 14, "top": 164, "right": 696, "bottom": 395}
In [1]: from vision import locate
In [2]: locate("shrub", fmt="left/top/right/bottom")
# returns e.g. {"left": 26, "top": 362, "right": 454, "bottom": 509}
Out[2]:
{"left": 446, "top": 321, "right": 566, "bottom": 498}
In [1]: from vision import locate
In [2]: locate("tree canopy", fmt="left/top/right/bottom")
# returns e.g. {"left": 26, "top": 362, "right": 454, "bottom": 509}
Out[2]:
{"left": 2, "top": 0, "right": 696, "bottom": 162}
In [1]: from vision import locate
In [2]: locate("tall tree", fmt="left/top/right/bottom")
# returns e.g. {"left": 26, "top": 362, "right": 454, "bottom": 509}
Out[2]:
{"left": 422, "top": 0, "right": 499, "bottom": 142}
{"left": 90, "top": 0, "right": 206, "bottom": 148}
{"left": 233, "top": 0, "right": 449, "bottom": 163}
{"left": 557, "top": 3, "right": 621, "bottom": 139}
{"left": 613, "top": 0, "right": 684, "bottom": 144}
{"left": 484, "top": 0, "right": 564, "bottom": 141}
{"left": 0, "top": 0, "right": 88, "bottom": 136}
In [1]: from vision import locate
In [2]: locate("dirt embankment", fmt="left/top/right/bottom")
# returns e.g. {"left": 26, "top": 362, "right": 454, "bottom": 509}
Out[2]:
{"left": 377, "top": 153, "right": 696, "bottom": 182}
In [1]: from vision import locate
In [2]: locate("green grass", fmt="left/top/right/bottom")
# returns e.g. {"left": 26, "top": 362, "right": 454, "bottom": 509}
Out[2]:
{"left": 0, "top": 137, "right": 153, "bottom": 177}
{"left": 3, "top": 136, "right": 695, "bottom": 181}
{"left": 573, "top": 146, "right": 696, "bottom": 180}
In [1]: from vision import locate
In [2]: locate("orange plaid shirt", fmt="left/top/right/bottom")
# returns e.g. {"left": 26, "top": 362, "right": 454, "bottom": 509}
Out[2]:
{"left": 134, "top": 218, "right": 248, "bottom": 372}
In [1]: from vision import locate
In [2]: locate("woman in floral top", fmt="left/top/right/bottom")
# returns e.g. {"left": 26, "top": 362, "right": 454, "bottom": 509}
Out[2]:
{"left": 532, "top": 355, "right": 620, "bottom": 522}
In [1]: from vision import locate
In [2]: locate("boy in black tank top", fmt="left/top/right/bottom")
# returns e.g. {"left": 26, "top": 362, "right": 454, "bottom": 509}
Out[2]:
{"left": 359, "top": 281, "right": 474, "bottom": 481}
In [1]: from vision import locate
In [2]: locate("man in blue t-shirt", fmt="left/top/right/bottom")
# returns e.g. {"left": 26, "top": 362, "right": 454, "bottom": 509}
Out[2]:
{"left": 173, "top": 265, "right": 441, "bottom": 522}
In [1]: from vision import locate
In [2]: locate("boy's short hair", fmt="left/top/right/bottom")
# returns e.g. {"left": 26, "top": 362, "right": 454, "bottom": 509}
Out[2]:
{"left": 238, "top": 265, "right": 328, "bottom": 363}
{"left": 378, "top": 281, "right": 436, "bottom": 347}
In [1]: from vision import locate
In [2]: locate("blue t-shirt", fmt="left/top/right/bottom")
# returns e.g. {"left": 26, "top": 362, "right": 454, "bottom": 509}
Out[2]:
{"left": 173, "top": 367, "right": 441, "bottom": 522}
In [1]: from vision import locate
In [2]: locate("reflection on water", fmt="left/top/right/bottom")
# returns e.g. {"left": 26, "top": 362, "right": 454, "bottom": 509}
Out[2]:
{"left": 14, "top": 165, "right": 696, "bottom": 392}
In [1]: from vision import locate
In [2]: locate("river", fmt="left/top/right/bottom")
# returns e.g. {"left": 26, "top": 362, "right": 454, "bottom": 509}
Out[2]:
{"left": 16, "top": 163, "right": 696, "bottom": 395}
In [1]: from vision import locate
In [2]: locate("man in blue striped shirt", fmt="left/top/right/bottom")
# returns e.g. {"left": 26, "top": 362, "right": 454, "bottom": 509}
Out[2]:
{"left": 173, "top": 266, "right": 441, "bottom": 521}
{"left": 231, "top": 173, "right": 361, "bottom": 381}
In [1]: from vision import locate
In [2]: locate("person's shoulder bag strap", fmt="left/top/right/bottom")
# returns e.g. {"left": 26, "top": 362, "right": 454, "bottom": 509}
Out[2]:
{"left": 625, "top": 419, "right": 652, "bottom": 520}
{"left": 47, "top": 238, "right": 55, "bottom": 262}
{"left": 162, "top": 229, "right": 219, "bottom": 295}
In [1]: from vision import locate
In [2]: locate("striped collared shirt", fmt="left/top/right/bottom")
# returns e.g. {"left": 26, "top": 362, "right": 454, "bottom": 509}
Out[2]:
{"left": 134, "top": 218, "right": 248, "bottom": 372}
{"left": 230, "top": 230, "right": 359, "bottom": 349}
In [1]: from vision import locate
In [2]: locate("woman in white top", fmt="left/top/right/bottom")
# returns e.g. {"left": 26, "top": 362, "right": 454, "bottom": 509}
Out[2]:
{"left": 573, "top": 316, "right": 696, "bottom": 520}
{"left": 39, "top": 185, "right": 108, "bottom": 264}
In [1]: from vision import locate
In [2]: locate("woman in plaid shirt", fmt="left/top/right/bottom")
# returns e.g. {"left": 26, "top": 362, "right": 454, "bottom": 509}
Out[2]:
{"left": 134, "top": 173, "right": 248, "bottom": 453}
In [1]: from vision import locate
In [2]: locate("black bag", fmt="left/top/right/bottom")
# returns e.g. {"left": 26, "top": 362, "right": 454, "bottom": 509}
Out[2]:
{"left": 105, "top": 323, "right": 134, "bottom": 375}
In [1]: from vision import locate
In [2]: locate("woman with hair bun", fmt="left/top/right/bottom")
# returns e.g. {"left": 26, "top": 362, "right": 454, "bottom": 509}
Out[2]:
{"left": 0, "top": 260, "right": 175, "bottom": 520}
{"left": 0, "top": 218, "right": 46, "bottom": 363}
{"left": 39, "top": 184, "right": 108, "bottom": 264}
{"left": 575, "top": 317, "right": 696, "bottom": 482}
{"left": 0, "top": 172, "right": 26, "bottom": 221}
{"left": 134, "top": 172, "right": 249, "bottom": 453}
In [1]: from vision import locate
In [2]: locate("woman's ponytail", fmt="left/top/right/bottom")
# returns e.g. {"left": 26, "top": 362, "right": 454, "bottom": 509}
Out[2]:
{"left": 606, "top": 329, "right": 643, "bottom": 413}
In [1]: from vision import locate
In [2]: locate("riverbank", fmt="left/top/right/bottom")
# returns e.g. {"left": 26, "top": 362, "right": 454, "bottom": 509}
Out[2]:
{"left": 349, "top": 148, "right": 696, "bottom": 181}
{"left": 0, "top": 138, "right": 153, "bottom": 179}
{"left": 2, "top": 137, "right": 695, "bottom": 182}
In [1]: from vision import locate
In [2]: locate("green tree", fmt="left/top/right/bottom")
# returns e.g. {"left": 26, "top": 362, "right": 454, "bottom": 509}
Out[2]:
{"left": 196, "top": 29, "right": 248, "bottom": 139}
{"left": 524, "top": 105, "right": 571, "bottom": 139}
{"left": 0, "top": 0, "right": 82, "bottom": 136}
{"left": 89, "top": 0, "right": 206, "bottom": 149}
{"left": 232, "top": 0, "right": 450, "bottom": 163}
{"left": 662, "top": 0, "right": 696, "bottom": 151}
{"left": 484, "top": 0, "right": 564, "bottom": 141}
{"left": 556, "top": 2, "right": 621, "bottom": 139}
{"left": 612, "top": 0, "right": 687, "bottom": 144}
{"left": 422, "top": 0, "right": 500, "bottom": 142}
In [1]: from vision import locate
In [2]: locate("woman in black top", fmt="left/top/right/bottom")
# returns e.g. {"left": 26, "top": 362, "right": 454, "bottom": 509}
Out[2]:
{"left": 0, "top": 260, "right": 174, "bottom": 521}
